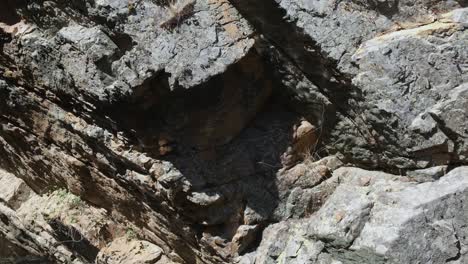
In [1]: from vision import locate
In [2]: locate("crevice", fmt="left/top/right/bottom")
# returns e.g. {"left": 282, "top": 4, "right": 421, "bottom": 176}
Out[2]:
{"left": 446, "top": 233, "right": 462, "bottom": 262}
{"left": 428, "top": 112, "right": 463, "bottom": 164}
{"left": 94, "top": 56, "right": 114, "bottom": 76}
{"left": 92, "top": 48, "right": 306, "bottom": 260}
{"left": 230, "top": 0, "right": 408, "bottom": 172}
{"left": 0, "top": 212, "right": 10, "bottom": 226}
{"left": 48, "top": 218, "right": 99, "bottom": 262}
{"left": 366, "top": 0, "right": 400, "bottom": 18}
{"left": 108, "top": 31, "right": 136, "bottom": 54}
{"left": 0, "top": 0, "right": 22, "bottom": 26}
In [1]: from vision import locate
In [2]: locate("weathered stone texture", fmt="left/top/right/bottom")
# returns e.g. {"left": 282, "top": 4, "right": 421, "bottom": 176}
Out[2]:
{"left": 0, "top": 0, "right": 467, "bottom": 263}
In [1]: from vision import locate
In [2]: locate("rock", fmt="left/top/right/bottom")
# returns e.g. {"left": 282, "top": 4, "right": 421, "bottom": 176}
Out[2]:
{"left": 254, "top": 220, "right": 325, "bottom": 264}
{"left": 96, "top": 237, "right": 169, "bottom": 264}
{"left": 348, "top": 16, "right": 467, "bottom": 166}
{"left": 281, "top": 119, "right": 318, "bottom": 168}
{"left": 407, "top": 165, "right": 448, "bottom": 182}
{"left": 230, "top": 224, "right": 259, "bottom": 254}
{"left": 1, "top": 0, "right": 468, "bottom": 263}
{"left": 274, "top": 156, "right": 340, "bottom": 220}
{"left": 9, "top": 0, "right": 255, "bottom": 102}
{"left": 232, "top": 0, "right": 467, "bottom": 169}
{"left": 0, "top": 169, "right": 33, "bottom": 209}
{"left": 57, "top": 25, "right": 119, "bottom": 63}
{"left": 187, "top": 190, "right": 224, "bottom": 206}
{"left": 254, "top": 167, "right": 468, "bottom": 263}
{"left": 429, "top": 83, "right": 468, "bottom": 160}
{"left": 350, "top": 167, "right": 468, "bottom": 263}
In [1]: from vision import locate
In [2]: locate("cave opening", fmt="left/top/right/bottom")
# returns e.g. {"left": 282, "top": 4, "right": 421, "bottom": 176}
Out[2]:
{"left": 0, "top": 0, "right": 22, "bottom": 26}
{"left": 95, "top": 46, "right": 318, "bottom": 259}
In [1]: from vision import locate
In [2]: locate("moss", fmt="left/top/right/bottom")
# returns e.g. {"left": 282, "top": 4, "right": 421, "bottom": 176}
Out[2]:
{"left": 125, "top": 227, "right": 138, "bottom": 240}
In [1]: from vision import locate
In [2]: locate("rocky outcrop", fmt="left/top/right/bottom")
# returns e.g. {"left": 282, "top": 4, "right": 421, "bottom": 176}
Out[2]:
{"left": 0, "top": 0, "right": 467, "bottom": 263}
{"left": 96, "top": 238, "right": 171, "bottom": 264}
{"left": 251, "top": 166, "right": 468, "bottom": 264}
{"left": 231, "top": 0, "right": 468, "bottom": 170}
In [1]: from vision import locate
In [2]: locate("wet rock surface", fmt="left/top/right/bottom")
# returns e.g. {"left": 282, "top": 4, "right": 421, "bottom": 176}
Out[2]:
{"left": 0, "top": 0, "right": 467, "bottom": 263}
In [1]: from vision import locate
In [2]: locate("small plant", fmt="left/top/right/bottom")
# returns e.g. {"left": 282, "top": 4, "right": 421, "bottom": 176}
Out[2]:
{"left": 56, "top": 188, "right": 68, "bottom": 200}
{"left": 69, "top": 195, "right": 83, "bottom": 209}
{"left": 69, "top": 216, "right": 78, "bottom": 224}
{"left": 125, "top": 227, "right": 138, "bottom": 240}
{"left": 160, "top": 0, "right": 196, "bottom": 30}
{"left": 50, "top": 188, "right": 84, "bottom": 209}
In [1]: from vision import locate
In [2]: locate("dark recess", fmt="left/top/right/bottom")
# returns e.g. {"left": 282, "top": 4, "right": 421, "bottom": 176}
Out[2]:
{"left": 0, "top": 0, "right": 22, "bottom": 26}
{"left": 48, "top": 219, "right": 99, "bottom": 262}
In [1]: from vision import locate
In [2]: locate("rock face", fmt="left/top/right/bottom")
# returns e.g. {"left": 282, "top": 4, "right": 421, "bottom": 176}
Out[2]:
{"left": 231, "top": 0, "right": 468, "bottom": 170}
{"left": 0, "top": 0, "right": 466, "bottom": 263}
{"left": 253, "top": 167, "right": 468, "bottom": 264}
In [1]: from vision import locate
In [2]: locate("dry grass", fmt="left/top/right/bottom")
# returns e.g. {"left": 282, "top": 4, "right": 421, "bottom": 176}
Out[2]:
{"left": 160, "top": 0, "right": 196, "bottom": 30}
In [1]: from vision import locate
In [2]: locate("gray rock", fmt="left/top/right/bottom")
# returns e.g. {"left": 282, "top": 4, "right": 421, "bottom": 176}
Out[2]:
{"left": 349, "top": 17, "right": 467, "bottom": 165}
{"left": 57, "top": 25, "right": 118, "bottom": 63}
{"left": 0, "top": 169, "right": 33, "bottom": 210}
{"left": 233, "top": 0, "right": 467, "bottom": 169}
{"left": 2, "top": 0, "right": 468, "bottom": 263}
{"left": 407, "top": 165, "right": 448, "bottom": 182}
{"left": 9, "top": 0, "right": 255, "bottom": 102}
{"left": 253, "top": 167, "right": 468, "bottom": 264}
{"left": 96, "top": 238, "right": 168, "bottom": 264}
{"left": 254, "top": 220, "right": 325, "bottom": 264}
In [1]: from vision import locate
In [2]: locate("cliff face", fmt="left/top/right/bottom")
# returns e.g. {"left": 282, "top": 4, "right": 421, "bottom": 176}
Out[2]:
{"left": 0, "top": 0, "right": 467, "bottom": 263}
